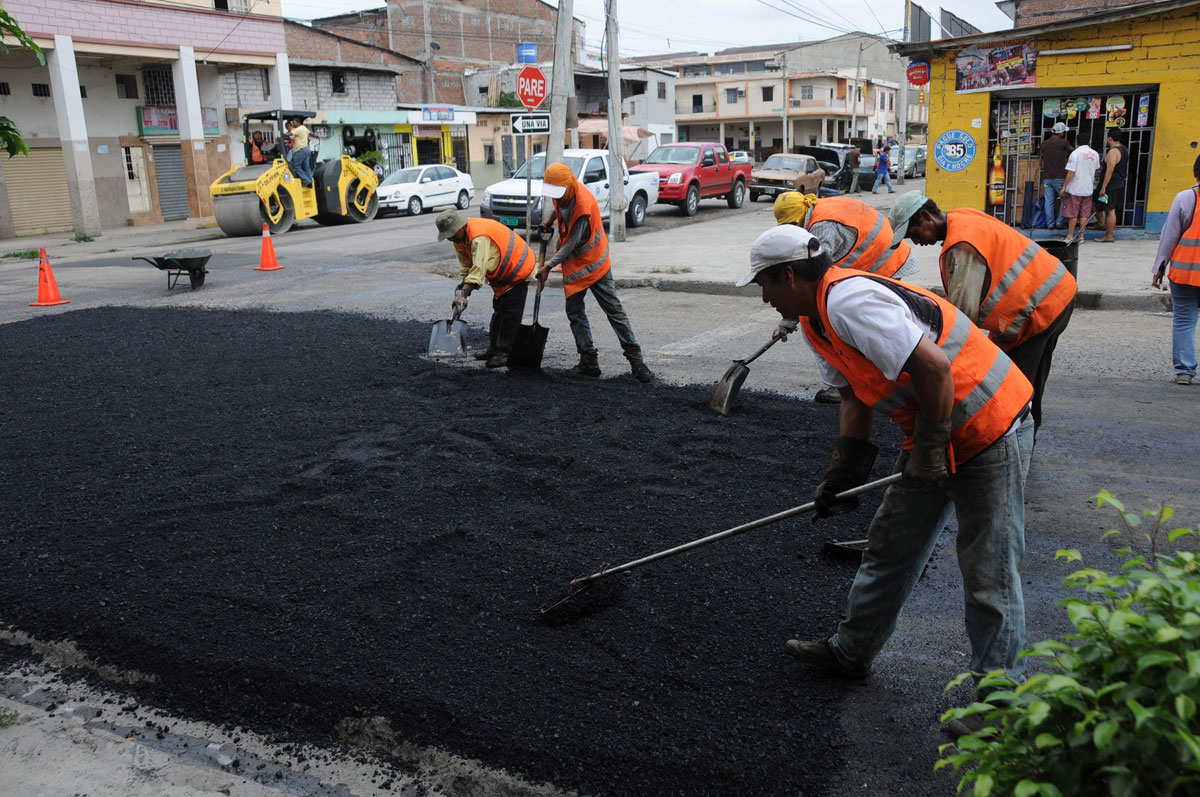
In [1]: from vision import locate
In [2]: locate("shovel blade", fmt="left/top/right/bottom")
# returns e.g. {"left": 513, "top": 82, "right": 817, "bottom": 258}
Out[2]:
{"left": 508, "top": 322, "right": 549, "bottom": 369}
{"left": 428, "top": 319, "right": 468, "bottom": 357}
{"left": 709, "top": 361, "right": 752, "bottom": 415}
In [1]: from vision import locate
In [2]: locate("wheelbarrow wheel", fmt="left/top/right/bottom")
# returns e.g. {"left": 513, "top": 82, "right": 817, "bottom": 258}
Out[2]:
{"left": 188, "top": 269, "right": 206, "bottom": 290}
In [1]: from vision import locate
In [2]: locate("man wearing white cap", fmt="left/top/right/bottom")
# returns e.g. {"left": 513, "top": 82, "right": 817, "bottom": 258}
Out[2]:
{"left": 737, "top": 224, "right": 1034, "bottom": 735}
{"left": 1041, "top": 122, "right": 1073, "bottom": 229}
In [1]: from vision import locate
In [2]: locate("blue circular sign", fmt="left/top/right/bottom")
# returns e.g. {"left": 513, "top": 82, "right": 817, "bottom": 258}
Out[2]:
{"left": 933, "top": 130, "right": 977, "bottom": 172}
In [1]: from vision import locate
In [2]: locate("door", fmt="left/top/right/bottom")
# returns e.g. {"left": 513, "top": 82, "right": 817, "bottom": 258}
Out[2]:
{"left": 431, "top": 165, "right": 456, "bottom": 205}
{"left": 451, "top": 137, "right": 468, "bottom": 174}
{"left": 2, "top": 148, "right": 74, "bottom": 236}
{"left": 415, "top": 137, "right": 441, "bottom": 167}
{"left": 123, "top": 146, "right": 151, "bottom": 213}
{"left": 714, "top": 146, "right": 733, "bottom": 192}
{"left": 699, "top": 146, "right": 721, "bottom": 195}
{"left": 153, "top": 145, "right": 189, "bottom": 221}
{"left": 582, "top": 157, "right": 610, "bottom": 214}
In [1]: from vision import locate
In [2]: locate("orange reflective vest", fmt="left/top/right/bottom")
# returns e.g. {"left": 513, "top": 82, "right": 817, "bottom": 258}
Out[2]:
{"left": 1168, "top": 187, "right": 1200, "bottom": 287}
{"left": 454, "top": 218, "right": 535, "bottom": 297}
{"left": 940, "top": 208, "right": 1076, "bottom": 350}
{"left": 807, "top": 197, "right": 912, "bottom": 278}
{"left": 801, "top": 268, "right": 1033, "bottom": 467}
{"left": 250, "top": 142, "right": 266, "bottom": 163}
{"left": 553, "top": 181, "right": 611, "bottom": 297}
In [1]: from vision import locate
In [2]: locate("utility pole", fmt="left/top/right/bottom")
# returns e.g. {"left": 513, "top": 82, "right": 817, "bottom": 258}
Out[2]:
{"left": 567, "top": 10, "right": 579, "bottom": 149}
{"left": 897, "top": 0, "right": 910, "bottom": 185}
{"left": 547, "top": 0, "right": 573, "bottom": 167}
{"left": 849, "top": 41, "right": 863, "bottom": 142}
{"left": 422, "top": 0, "right": 435, "bottom": 103}
{"left": 605, "top": 0, "right": 625, "bottom": 242}
{"left": 778, "top": 52, "right": 788, "bottom": 154}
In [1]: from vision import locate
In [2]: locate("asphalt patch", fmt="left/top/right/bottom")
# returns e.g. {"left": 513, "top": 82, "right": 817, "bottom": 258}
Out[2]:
{"left": 1, "top": 307, "right": 903, "bottom": 795}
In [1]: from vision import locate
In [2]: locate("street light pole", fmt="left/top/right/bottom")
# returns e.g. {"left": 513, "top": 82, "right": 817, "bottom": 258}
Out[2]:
{"left": 605, "top": 0, "right": 625, "bottom": 242}
{"left": 897, "top": 0, "right": 910, "bottom": 185}
{"left": 849, "top": 41, "right": 863, "bottom": 142}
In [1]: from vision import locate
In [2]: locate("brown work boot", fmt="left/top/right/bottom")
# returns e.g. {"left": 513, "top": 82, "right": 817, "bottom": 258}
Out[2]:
{"left": 569, "top": 354, "right": 601, "bottom": 377}
{"left": 785, "top": 638, "right": 870, "bottom": 680}
{"left": 630, "top": 360, "right": 654, "bottom": 383}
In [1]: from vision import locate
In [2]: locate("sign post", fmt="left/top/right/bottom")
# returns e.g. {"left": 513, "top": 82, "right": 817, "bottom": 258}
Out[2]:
{"left": 516, "top": 65, "right": 548, "bottom": 243}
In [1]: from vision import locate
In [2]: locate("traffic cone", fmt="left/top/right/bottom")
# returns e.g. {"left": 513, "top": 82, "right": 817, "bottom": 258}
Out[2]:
{"left": 255, "top": 223, "right": 283, "bottom": 272}
{"left": 29, "top": 248, "right": 69, "bottom": 307}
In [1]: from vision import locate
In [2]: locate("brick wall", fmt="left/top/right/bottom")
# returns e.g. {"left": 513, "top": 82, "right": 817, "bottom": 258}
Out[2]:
{"left": 8, "top": 0, "right": 284, "bottom": 54}
{"left": 1013, "top": 0, "right": 1153, "bottom": 26}
{"left": 221, "top": 70, "right": 270, "bottom": 108}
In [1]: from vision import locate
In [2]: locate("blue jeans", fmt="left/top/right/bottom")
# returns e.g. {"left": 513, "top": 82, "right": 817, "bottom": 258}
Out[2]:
{"left": 288, "top": 146, "right": 312, "bottom": 184}
{"left": 1043, "top": 178, "right": 1065, "bottom": 226}
{"left": 872, "top": 171, "right": 894, "bottom": 193}
{"left": 831, "top": 415, "right": 1034, "bottom": 678}
{"left": 1170, "top": 280, "right": 1200, "bottom": 377}
{"left": 564, "top": 270, "right": 643, "bottom": 361}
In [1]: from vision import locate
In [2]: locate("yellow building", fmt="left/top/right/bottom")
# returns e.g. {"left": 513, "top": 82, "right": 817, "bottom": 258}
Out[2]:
{"left": 892, "top": 0, "right": 1200, "bottom": 233}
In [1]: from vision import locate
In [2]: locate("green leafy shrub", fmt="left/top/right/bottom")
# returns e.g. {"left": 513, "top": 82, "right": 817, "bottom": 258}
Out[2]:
{"left": 937, "top": 491, "right": 1200, "bottom": 796}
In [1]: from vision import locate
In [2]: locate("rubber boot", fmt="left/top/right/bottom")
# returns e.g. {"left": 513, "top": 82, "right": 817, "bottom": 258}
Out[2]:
{"left": 629, "top": 359, "right": 654, "bottom": 383}
{"left": 570, "top": 353, "right": 601, "bottom": 377}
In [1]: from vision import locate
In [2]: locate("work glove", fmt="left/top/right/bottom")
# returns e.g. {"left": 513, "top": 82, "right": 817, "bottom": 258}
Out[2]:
{"left": 452, "top": 289, "right": 468, "bottom": 316}
{"left": 776, "top": 317, "right": 799, "bottom": 342}
{"left": 813, "top": 436, "right": 878, "bottom": 519}
{"left": 901, "top": 414, "right": 952, "bottom": 488}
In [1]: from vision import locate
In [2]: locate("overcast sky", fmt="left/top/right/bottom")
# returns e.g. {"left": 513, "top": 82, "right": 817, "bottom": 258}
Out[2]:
{"left": 279, "top": 0, "right": 1014, "bottom": 57}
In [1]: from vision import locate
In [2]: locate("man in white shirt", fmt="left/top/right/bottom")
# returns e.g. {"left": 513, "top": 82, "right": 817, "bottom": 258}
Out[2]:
{"left": 1062, "top": 138, "right": 1100, "bottom": 243}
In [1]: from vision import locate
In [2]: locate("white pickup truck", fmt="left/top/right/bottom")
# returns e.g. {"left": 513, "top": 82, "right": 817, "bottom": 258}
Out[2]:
{"left": 480, "top": 149, "right": 659, "bottom": 232}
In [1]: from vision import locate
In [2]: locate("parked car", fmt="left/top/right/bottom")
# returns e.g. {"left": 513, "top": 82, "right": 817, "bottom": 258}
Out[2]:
{"left": 377, "top": 164, "right": 474, "bottom": 216}
{"left": 889, "top": 145, "right": 927, "bottom": 179}
{"left": 630, "top": 142, "right": 751, "bottom": 216}
{"left": 856, "top": 152, "right": 879, "bottom": 191}
{"left": 728, "top": 150, "right": 753, "bottom": 164}
{"left": 795, "top": 144, "right": 856, "bottom": 192}
{"left": 480, "top": 149, "right": 659, "bottom": 230}
{"left": 749, "top": 154, "right": 825, "bottom": 202}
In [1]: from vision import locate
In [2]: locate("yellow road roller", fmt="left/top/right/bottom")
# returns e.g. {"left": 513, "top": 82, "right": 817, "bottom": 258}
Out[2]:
{"left": 210, "top": 110, "right": 379, "bottom": 236}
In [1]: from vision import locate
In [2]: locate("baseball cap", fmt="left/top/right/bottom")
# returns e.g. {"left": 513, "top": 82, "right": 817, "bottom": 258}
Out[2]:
{"left": 435, "top": 208, "right": 467, "bottom": 241}
{"left": 887, "top": 190, "right": 929, "bottom": 249}
{"left": 542, "top": 162, "right": 574, "bottom": 199}
{"left": 1051, "top": 122, "right": 1069, "bottom": 134}
{"left": 735, "top": 225, "right": 822, "bottom": 287}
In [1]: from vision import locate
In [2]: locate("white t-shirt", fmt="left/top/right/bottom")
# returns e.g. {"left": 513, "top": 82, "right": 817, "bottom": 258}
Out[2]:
{"left": 1064, "top": 145, "right": 1100, "bottom": 196}
{"left": 804, "top": 278, "right": 936, "bottom": 389}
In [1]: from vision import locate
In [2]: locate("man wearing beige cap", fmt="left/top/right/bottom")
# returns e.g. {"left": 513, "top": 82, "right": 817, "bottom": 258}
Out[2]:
{"left": 436, "top": 208, "right": 535, "bottom": 368}
{"left": 738, "top": 224, "right": 1033, "bottom": 736}
{"left": 1041, "top": 122, "right": 1073, "bottom": 229}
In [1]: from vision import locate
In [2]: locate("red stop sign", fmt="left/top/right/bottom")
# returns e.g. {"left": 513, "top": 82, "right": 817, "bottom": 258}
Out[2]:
{"left": 516, "top": 65, "right": 547, "bottom": 110}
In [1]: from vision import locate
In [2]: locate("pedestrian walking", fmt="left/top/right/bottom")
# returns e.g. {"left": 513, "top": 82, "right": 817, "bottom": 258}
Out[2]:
{"left": 1096, "top": 130, "right": 1128, "bottom": 242}
{"left": 1151, "top": 154, "right": 1200, "bottom": 385}
{"left": 889, "top": 192, "right": 1076, "bottom": 435}
{"left": 538, "top": 162, "right": 654, "bottom": 383}
{"left": 737, "top": 225, "right": 1034, "bottom": 737}
{"left": 843, "top": 148, "right": 861, "bottom": 194}
{"left": 1062, "top": 136, "right": 1101, "bottom": 243}
{"left": 436, "top": 209, "right": 534, "bottom": 368}
{"left": 871, "top": 146, "right": 894, "bottom": 194}
{"left": 1040, "top": 122, "right": 1072, "bottom": 229}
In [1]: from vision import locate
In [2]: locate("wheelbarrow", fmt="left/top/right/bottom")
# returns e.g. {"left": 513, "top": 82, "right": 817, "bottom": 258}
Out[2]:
{"left": 133, "top": 249, "right": 213, "bottom": 290}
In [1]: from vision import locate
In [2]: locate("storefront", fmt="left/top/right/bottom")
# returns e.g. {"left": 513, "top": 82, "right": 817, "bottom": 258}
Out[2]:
{"left": 892, "top": 0, "right": 1200, "bottom": 233}
{"left": 324, "top": 108, "right": 476, "bottom": 178}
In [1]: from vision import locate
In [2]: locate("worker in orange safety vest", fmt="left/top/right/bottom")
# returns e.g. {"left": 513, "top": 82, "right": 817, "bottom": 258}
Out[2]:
{"left": 436, "top": 209, "right": 534, "bottom": 368}
{"left": 737, "top": 224, "right": 1034, "bottom": 738}
{"left": 249, "top": 130, "right": 268, "bottom": 164}
{"left": 1151, "top": 153, "right": 1200, "bottom": 384}
{"left": 889, "top": 191, "right": 1076, "bottom": 435}
{"left": 537, "top": 161, "right": 653, "bottom": 383}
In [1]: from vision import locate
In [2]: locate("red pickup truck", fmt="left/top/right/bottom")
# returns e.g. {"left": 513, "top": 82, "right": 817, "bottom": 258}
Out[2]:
{"left": 630, "top": 142, "right": 751, "bottom": 216}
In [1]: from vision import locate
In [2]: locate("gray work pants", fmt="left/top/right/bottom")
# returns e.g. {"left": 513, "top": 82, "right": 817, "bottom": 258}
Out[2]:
{"left": 564, "top": 271, "right": 642, "bottom": 362}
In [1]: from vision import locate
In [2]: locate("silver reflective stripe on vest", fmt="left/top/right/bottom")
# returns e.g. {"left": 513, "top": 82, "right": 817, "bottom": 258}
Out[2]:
{"left": 951, "top": 345, "right": 1015, "bottom": 431}
{"left": 845, "top": 213, "right": 885, "bottom": 272}
{"left": 1171, "top": 236, "right": 1200, "bottom": 272}
{"left": 874, "top": 311, "right": 969, "bottom": 418}
{"left": 576, "top": 227, "right": 604, "bottom": 258}
{"left": 563, "top": 244, "right": 610, "bottom": 285}
{"left": 977, "top": 240, "right": 1043, "bottom": 321}
{"left": 491, "top": 230, "right": 529, "bottom": 285}
{"left": 997, "top": 260, "right": 1070, "bottom": 343}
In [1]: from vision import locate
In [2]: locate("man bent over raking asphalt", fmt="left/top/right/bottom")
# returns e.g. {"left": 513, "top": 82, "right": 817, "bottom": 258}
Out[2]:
{"left": 738, "top": 225, "right": 1035, "bottom": 737}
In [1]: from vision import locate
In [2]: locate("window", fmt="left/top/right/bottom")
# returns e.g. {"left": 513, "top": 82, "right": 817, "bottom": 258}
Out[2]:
{"left": 683, "top": 64, "right": 710, "bottom": 77}
{"left": 657, "top": 81, "right": 666, "bottom": 100}
{"left": 692, "top": 93, "right": 703, "bottom": 112}
{"left": 716, "top": 148, "right": 728, "bottom": 164}
{"left": 331, "top": 71, "right": 346, "bottom": 94}
{"left": 801, "top": 84, "right": 813, "bottom": 100}
{"left": 715, "top": 62, "right": 742, "bottom": 75}
{"left": 115, "top": 74, "right": 137, "bottom": 99}
{"left": 213, "top": 0, "right": 248, "bottom": 10}
{"left": 478, "top": 86, "right": 488, "bottom": 96}
{"left": 583, "top": 157, "right": 606, "bottom": 183}
{"left": 142, "top": 69, "right": 174, "bottom": 105}
{"left": 0, "top": 82, "right": 10, "bottom": 96}
{"left": 762, "top": 86, "right": 773, "bottom": 102}
{"left": 630, "top": 101, "right": 635, "bottom": 115}
{"left": 746, "top": 60, "right": 767, "bottom": 72}
{"left": 888, "top": 93, "right": 894, "bottom": 110}
{"left": 726, "top": 88, "right": 738, "bottom": 104}
{"left": 702, "top": 148, "right": 715, "bottom": 166}
{"left": 32, "top": 83, "right": 50, "bottom": 98}
{"left": 79, "top": 85, "right": 87, "bottom": 98}
{"left": 484, "top": 144, "right": 495, "bottom": 165}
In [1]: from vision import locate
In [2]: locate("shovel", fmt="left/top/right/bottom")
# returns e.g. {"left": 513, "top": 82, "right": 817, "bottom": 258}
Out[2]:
{"left": 709, "top": 331, "right": 783, "bottom": 415}
{"left": 428, "top": 305, "right": 468, "bottom": 357}
{"left": 508, "top": 240, "right": 550, "bottom": 369}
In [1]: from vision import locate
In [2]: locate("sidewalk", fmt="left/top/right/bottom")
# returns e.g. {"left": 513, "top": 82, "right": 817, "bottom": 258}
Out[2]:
{"left": 609, "top": 189, "right": 1172, "bottom": 312}
{"left": 0, "top": 219, "right": 225, "bottom": 264}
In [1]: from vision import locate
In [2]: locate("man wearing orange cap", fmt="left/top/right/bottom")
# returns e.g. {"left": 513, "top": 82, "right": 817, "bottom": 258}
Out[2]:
{"left": 538, "top": 161, "right": 654, "bottom": 383}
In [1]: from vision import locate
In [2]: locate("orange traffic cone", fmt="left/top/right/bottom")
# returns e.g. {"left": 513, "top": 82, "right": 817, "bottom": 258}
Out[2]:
{"left": 255, "top": 223, "right": 283, "bottom": 272}
{"left": 29, "top": 248, "right": 69, "bottom": 307}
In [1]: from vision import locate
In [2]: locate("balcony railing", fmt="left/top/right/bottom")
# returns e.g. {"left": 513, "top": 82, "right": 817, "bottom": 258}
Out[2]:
{"left": 788, "top": 98, "right": 846, "bottom": 111}
{"left": 676, "top": 103, "right": 717, "bottom": 115}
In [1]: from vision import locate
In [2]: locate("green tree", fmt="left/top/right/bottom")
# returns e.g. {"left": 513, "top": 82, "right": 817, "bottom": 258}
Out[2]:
{"left": 0, "top": 9, "right": 44, "bottom": 158}
{"left": 496, "top": 91, "right": 524, "bottom": 108}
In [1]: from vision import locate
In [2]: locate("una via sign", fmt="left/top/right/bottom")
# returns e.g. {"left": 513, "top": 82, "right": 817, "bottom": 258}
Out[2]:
{"left": 510, "top": 113, "right": 550, "bottom": 136}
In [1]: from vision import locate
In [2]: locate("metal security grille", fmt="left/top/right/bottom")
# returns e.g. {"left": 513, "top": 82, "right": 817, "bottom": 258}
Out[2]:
{"left": 376, "top": 132, "right": 412, "bottom": 174}
{"left": 142, "top": 69, "right": 175, "bottom": 106}
{"left": 152, "top": 145, "right": 189, "bottom": 221}
{"left": 2, "top": 148, "right": 74, "bottom": 236}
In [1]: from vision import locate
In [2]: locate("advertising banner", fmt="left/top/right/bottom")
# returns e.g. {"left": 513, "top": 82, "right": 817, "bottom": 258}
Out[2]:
{"left": 954, "top": 39, "right": 1036, "bottom": 94}
{"left": 138, "top": 106, "right": 220, "bottom": 136}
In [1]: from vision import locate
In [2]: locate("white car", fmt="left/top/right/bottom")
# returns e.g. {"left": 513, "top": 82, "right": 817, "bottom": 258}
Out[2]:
{"left": 377, "top": 164, "right": 475, "bottom": 216}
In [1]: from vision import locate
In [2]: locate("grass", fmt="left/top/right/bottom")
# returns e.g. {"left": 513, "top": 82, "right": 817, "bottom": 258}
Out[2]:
{"left": 72, "top": 233, "right": 94, "bottom": 243}
{"left": 647, "top": 267, "right": 694, "bottom": 274}
{"left": 0, "top": 707, "right": 18, "bottom": 727}
{"left": 3, "top": 249, "right": 39, "bottom": 259}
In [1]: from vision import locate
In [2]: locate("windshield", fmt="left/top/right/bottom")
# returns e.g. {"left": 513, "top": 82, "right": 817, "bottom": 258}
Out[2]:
{"left": 382, "top": 168, "right": 421, "bottom": 186}
{"left": 512, "top": 154, "right": 584, "bottom": 180}
{"left": 644, "top": 146, "right": 699, "bottom": 166}
{"left": 761, "top": 155, "right": 805, "bottom": 172}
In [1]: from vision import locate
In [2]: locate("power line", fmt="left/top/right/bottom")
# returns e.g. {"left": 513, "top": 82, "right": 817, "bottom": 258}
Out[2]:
{"left": 750, "top": 0, "right": 852, "bottom": 34}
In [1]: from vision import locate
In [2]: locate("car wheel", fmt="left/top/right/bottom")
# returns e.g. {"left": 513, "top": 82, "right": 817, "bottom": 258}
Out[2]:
{"left": 626, "top": 193, "right": 646, "bottom": 228}
{"left": 682, "top": 184, "right": 700, "bottom": 216}
{"left": 456, "top": 190, "right": 470, "bottom": 210}
{"left": 726, "top": 180, "right": 745, "bottom": 209}
{"left": 749, "top": 189, "right": 760, "bottom": 202}
{"left": 407, "top": 196, "right": 423, "bottom": 216}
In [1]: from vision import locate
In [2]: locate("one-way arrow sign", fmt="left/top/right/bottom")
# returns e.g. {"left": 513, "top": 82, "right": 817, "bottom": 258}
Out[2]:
{"left": 510, "top": 112, "right": 551, "bottom": 136}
